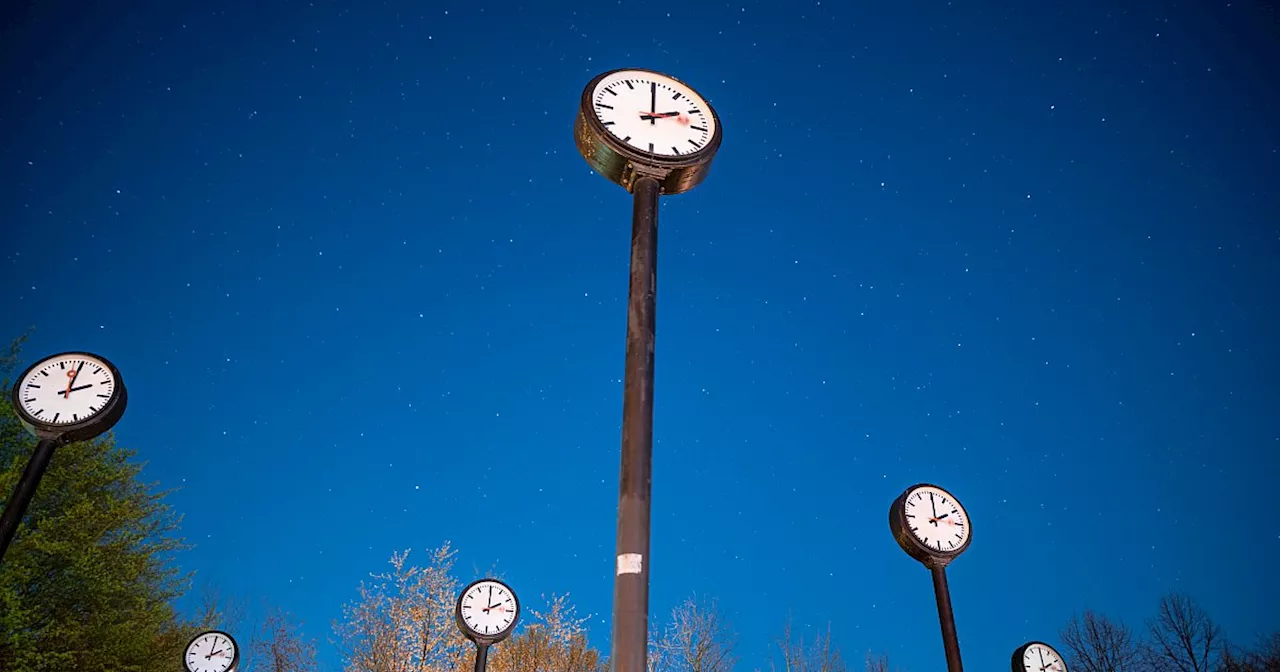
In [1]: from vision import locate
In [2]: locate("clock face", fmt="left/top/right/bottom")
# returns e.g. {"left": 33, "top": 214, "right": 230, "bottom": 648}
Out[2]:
{"left": 1020, "top": 642, "right": 1066, "bottom": 672}
{"left": 185, "top": 631, "right": 238, "bottom": 672}
{"left": 16, "top": 353, "right": 118, "bottom": 428}
{"left": 590, "top": 69, "right": 716, "bottom": 158}
{"left": 459, "top": 580, "right": 518, "bottom": 638}
{"left": 902, "top": 484, "right": 970, "bottom": 554}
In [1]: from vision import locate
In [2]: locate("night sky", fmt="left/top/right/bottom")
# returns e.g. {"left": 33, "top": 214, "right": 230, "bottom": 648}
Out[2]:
{"left": 2, "top": 0, "right": 1278, "bottom": 670}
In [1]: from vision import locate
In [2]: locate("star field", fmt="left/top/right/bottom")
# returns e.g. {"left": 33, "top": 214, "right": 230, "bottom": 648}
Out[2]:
{"left": 1, "top": 0, "right": 1277, "bottom": 669}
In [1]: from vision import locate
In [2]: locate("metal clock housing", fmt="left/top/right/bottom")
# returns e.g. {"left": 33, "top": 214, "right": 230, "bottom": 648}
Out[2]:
{"left": 574, "top": 67, "right": 723, "bottom": 195}
{"left": 184, "top": 629, "right": 240, "bottom": 672}
{"left": 889, "top": 482, "right": 972, "bottom": 567}
{"left": 1012, "top": 640, "right": 1068, "bottom": 672}
{"left": 455, "top": 577, "right": 521, "bottom": 645}
{"left": 10, "top": 351, "right": 128, "bottom": 444}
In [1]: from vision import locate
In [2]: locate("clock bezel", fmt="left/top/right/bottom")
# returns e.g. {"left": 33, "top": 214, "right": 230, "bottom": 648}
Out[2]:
{"left": 888, "top": 482, "right": 973, "bottom": 566}
{"left": 1011, "top": 640, "right": 1068, "bottom": 672}
{"left": 10, "top": 351, "right": 128, "bottom": 444}
{"left": 574, "top": 67, "right": 723, "bottom": 195}
{"left": 454, "top": 577, "right": 521, "bottom": 646}
{"left": 184, "top": 629, "right": 240, "bottom": 672}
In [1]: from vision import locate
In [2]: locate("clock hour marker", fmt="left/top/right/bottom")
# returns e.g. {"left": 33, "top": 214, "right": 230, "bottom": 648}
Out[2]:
{"left": 691, "top": 125, "right": 707, "bottom": 132}
{"left": 603, "top": 121, "right": 615, "bottom": 126}
{"left": 597, "top": 103, "right": 614, "bottom": 109}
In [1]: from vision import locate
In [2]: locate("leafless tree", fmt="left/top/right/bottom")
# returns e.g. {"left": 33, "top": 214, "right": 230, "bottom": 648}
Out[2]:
{"left": 1220, "top": 632, "right": 1280, "bottom": 672}
{"left": 864, "top": 652, "right": 904, "bottom": 672}
{"left": 250, "top": 607, "right": 318, "bottom": 672}
{"left": 1059, "top": 609, "right": 1143, "bottom": 672}
{"left": 766, "top": 617, "right": 848, "bottom": 672}
{"left": 865, "top": 651, "right": 911, "bottom": 672}
{"left": 653, "top": 595, "right": 737, "bottom": 672}
{"left": 332, "top": 544, "right": 470, "bottom": 672}
{"left": 1142, "top": 593, "right": 1221, "bottom": 672}
{"left": 190, "top": 580, "right": 250, "bottom": 635}
{"left": 489, "top": 593, "right": 600, "bottom": 672}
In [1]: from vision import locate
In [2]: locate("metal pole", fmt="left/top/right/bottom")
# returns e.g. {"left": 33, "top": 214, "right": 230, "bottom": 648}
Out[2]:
{"left": 473, "top": 644, "right": 489, "bottom": 672}
{"left": 930, "top": 564, "right": 964, "bottom": 672}
{"left": 0, "top": 438, "right": 60, "bottom": 566}
{"left": 611, "top": 174, "right": 661, "bottom": 672}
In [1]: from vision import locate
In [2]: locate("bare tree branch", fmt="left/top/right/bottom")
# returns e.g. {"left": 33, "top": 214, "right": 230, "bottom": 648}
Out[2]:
{"left": 1143, "top": 593, "right": 1221, "bottom": 672}
{"left": 1059, "top": 609, "right": 1142, "bottom": 672}
{"left": 770, "top": 616, "right": 847, "bottom": 672}
{"left": 251, "top": 607, "right": 318, "bottom": 672}
{"left": 655, "top": 595, "right": 737, "bottom": 672}
{"left": 489, "top": 593, "right": 601, "bottom": 672}
{"left": 331, "top": 544, "right": 469, "bottom": 672}
{"left": 864, "top": 652, "right": 901, "bottom": 672}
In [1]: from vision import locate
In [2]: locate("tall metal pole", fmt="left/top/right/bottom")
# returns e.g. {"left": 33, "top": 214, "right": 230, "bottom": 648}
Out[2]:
{"left": 0, "top": 438, "right": 60, "bottom": 566}
{"left": 930, "top": 564, "right": 964, "bottom": 672}
{"left": 611, "top": 174, "right": 661, "bottom": 672}
{"left": 473, "top": 644, "right": 490, "bottom": 672}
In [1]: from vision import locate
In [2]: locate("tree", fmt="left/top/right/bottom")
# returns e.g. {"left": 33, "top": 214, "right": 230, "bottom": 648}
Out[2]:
{"left": 1219, "top": 632, "right": 1280, "bottom": 672}
{"left": 653, "top": 595, "right": 736, "bottom": 672}
{"left": 864, "top": 652, "right": 904, "bottom": 672}
{"left": 489, "top": 593, "right": 600, "bottom": 672}
{"left": 332, "top": 544, "right": 470, "bottom": 672}
{"left": 767, "top": 618, "right": 848, "bottom": 672}
{"left": 1143, "top": 593, "right": 1222, "bottom": 672}
{"left": 0, "top": 336, "right": 195, "bottom": 671}
{"left": 251, "top": 607, "right": 318, "bottom": 672}
{"left": 1060, "top": 609, "right": 1143, "bottom": 672}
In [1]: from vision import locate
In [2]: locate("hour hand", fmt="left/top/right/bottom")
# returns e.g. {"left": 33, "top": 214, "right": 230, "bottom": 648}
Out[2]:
{"left": 639, "top": 111, "right": 681, "bottom": 120}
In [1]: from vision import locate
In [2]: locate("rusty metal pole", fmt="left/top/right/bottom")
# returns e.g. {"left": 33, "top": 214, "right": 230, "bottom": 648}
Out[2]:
{"left": 930, "top": 564, "right": 965, "bottom": 672}
{"left": 610, "top": 174, "right": 661, "bottom": 672}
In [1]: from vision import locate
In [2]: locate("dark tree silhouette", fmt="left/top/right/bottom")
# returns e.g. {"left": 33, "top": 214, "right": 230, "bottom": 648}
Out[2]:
{"left": 1060, "top": 609, "right": 1143, "bottom": 672}
{"left": 1143, "top": 593, "right": 1221, "bottom": 672}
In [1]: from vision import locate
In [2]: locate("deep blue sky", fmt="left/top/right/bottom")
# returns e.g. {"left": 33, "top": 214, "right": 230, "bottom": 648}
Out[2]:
{"left": 2, "top": 0, "right": 1277, "bottom": 669}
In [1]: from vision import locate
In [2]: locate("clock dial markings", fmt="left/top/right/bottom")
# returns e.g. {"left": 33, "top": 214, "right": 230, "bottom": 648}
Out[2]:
{"left": 590, "top": 70, "right": 716, "bottom": 158}
{"left": 458, "top": 579, "right": 519, "bottom": 641}
{"left": 16, "top": 353, "right": 119, "bottom": 429}
{"left": 901, "top": 484, "right": 970, "bottom": 555}
{"left": 184, "top": 631, "right": 238, "bottom": 672}
{"left": 1021, "top": 643, "right": 1066, "bottom": 672}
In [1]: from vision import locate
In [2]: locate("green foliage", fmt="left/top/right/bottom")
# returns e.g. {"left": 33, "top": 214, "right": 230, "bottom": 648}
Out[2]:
{"left": 0, "top": 336, "right": 196, "bottom": 671}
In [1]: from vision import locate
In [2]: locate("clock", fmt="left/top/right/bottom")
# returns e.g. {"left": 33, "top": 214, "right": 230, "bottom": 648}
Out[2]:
{"left": 574, "top": 67, "right": 722, "bottom": 195}
{"left": 1012, "top": 641, "right": 1068, "bottom": 672}
{"left": 889, "top": 482, "right": 972, "bottom": 566}
{"left": 184, "top": 630, "right": 240, "bottom": 672}
{"left": 455, "top": 578, "right": 521, "bottom": 644}
{"left": 10, "top": 352, "right": 128, "bottom": 443}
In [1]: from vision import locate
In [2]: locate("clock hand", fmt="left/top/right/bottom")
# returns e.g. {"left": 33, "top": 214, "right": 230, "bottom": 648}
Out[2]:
{"left": 64, "top": 368, "right": 78, "bottom": 398}
{"left": 930, "top": 493, "right": 938, "bottom": 518}
{"left": 650, "top": 82, "right": 657, "bottom": 125}
{"left": 61, "top": 384, "right": 94, "bottom": 395}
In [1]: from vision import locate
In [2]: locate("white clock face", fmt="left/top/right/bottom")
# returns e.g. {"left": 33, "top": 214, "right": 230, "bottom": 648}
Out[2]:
{"left": 459, "top": 580, "right": 517, "bottom": 637}
{"left": 590, "top": 70, "right": 716, "bottom": 158}
{"left": 1021, "top": 643, "right": 1066, "bottom": 672}
{"left": 17, "top": 353, "right": 118, "bottom": 427}
{"left": 902, "top": 485, "right": 970, "bottom": 553}
{"left": 185, "top": 631, "right": 237, "bottom": 672}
